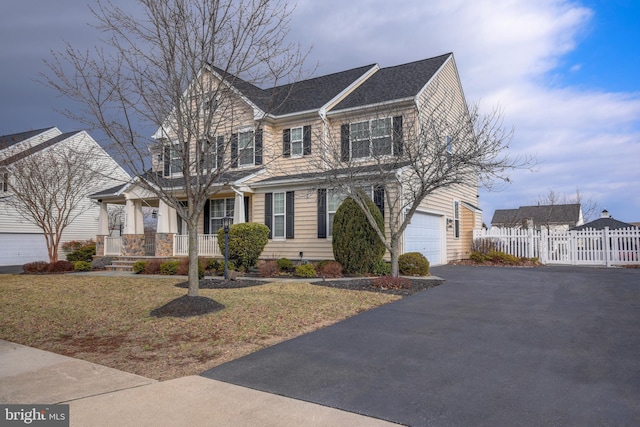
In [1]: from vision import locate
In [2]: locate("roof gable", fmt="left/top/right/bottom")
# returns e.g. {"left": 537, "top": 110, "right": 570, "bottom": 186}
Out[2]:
{"left": 0, "top": 131, "right": 81, "bottom": 167}
{"left": 332, "top": 53, "right": 451, "bottom": 112}
{"left": 572, "top": 217, "right": 637, "bottom": 231}
{"left": 0, "top": 127, "right": 57, "bottom": 150}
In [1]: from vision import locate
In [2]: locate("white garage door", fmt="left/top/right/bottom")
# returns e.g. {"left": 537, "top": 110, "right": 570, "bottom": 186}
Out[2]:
{"left": 405, "top": 212, "right": 442, "bottom": 265}
{"left": 0, "top": 233, "right": 49, "bottom": 266}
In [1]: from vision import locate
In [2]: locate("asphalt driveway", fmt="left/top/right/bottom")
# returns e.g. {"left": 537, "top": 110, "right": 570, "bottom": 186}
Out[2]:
{"left": 202, "top": 265, "right": 640, "bottom": 426}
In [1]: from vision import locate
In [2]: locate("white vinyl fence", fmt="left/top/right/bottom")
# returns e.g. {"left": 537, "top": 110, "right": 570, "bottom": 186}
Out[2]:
{"left": 474, "top": 227, "right": 640, "bottom": 266}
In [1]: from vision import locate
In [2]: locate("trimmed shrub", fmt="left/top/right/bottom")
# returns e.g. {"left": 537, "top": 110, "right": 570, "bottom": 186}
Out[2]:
{"left": 73, "top": 261, "right": 92, "bottom": 272}
{"left": 487, "top": 250, "right": 520, "bottom": 265}
{"left": 258, "top": 260, "right": 279, "bottom": 277}
{"left": 316, "top": 260, "right": 343, "bottom": 278}
{"left": 23, "top": 261, "right": 49, "bottom": 274}
{"left": 295, "top": 263, "right": 316, "bottom": 278}
{"left": 47, "top": 260, "right": 75, "bottom": 273}
{"left": 61, "top": 240, "right": 92, "bottom": 252}
{"left": 144, "top": 260, "right": 162, "bottom": 275}
{"left": 398, "top": 252, "right": 430, "bottom": 276}
{"left": 66, "top": 241, "right": 96, "bottom": 262}
{"left": 206, "top": 258, "right": 221, "bottom": 272}
{"left": 159, "top": 260, "right": 180, "bottom": 275}
{"left": 217, "top": 222, "right": 270, "bottom": 270}
{"left": 132, "top": 260, "right": 147, "bottom": 274}
{"left": 276, "top": 257, "right": 293, "bottom": 272}
{"left": 371, "top": 260, "right": 392, "bottom": 276}
{"left": 332, "top": 196, "right": 386, "bottom": 275}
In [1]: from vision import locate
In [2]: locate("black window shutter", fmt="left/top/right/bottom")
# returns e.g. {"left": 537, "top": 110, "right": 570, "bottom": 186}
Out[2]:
{"left": 286, "top": 191, "right": 295, "bottom": 239}
{"left": 163, "top": 145, "right": 171, "bottom": 176}
{"left": 341, "top": 124, "right": 350, "bottom": 161}
{"left": 255, "top": 129, "right": 263, "bottom": 165}
{"left": 317, "top": 189, "right": 327, "bottom": 238}
{"left": 230, "top": 133, "right": 238, "bottom": 168}
{"left": 374, "top": 186, "right": 385, "bottom": 218}
{"left": 264, "top": 193, "right": 273, "bottom": 239}
{"left": 203, "top": 199, "right": 211, "bottom": 234}
{"left": 244, "top": 196, "right": 249, "bottom": 222}
{"left": 303, "top": 125, "right": 312, "bottom": 155}
{"left": 216, "top": 136, "right": 224, "bottom": 169}
{"left": 393, "top": 116, "right": 403, "bottom": 156}
{"left": 283, "top": 128, "right": 291, "bottom": 157}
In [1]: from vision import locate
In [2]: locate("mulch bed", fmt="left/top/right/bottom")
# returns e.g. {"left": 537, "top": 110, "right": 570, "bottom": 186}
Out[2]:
{"left": 150, "top": 295, "right": 225, "bottom": 318}
{"left": 310, "top": 277, "right": 444, "bottom": 296}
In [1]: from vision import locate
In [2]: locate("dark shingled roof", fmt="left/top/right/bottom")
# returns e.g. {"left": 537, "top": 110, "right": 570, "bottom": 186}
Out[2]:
{"left": 210, "top": 64, "right": 376, "bottom": 116}
{"left": 492, "top": 204, "right": 582, "bottom": 226}
{"left": 332, "top": 53, "right": 451, "bottom": 111}
{"left": 0, "top": 127, "right": 56, "bottom": 149}
{"left": 572, "top": 217, "right": 637, "bottom": 231}
{"left": 90, "top": 183, "right": 129, "bottom": 199}
{"left": 210, "top": 53, "right": 451, "bottom": 117}
{"left": 0, "top": 131, "right": 81, "bottom": 167}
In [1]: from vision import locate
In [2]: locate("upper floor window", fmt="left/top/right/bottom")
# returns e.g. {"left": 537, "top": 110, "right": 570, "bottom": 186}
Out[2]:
{"left": 1, "top": 171, "right": 8, "bottom": 192}
{"left": 342, "top": 116, "right": 402, "bottom": 161}
{"left": 283, "top": 125, "right": 311, "bottom": 158}
{"left": 163, "top": 144, "right": 182, "bottom": 177}
{"left": 238, "top": 130, "right": 255, "bottom": 166}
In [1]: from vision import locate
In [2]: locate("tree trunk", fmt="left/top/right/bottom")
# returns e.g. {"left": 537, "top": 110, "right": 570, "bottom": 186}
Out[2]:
{"left": 390, "top": 236, "right": 400, "bottom": 278}
{"left": 187, "top": 222, "right": 199, "bottom": 297}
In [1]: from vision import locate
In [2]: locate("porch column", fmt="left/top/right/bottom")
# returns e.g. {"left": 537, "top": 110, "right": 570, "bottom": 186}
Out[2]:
{"left": 96, "top": 202, "right": 110, "bottom": 256}
{"left": 122, "top": 199, "right": 145, "bottom": 256}
{"left": 156, "top": 200, "right": 177, "bottom": 257}
{"left": 233, "top": 190, "right": 245, "bottom": 224}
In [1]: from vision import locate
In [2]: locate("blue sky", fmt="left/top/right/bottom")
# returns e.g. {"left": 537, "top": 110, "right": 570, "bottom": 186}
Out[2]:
{"left": 1, "top": 0, "right": 639, "bottom": 224}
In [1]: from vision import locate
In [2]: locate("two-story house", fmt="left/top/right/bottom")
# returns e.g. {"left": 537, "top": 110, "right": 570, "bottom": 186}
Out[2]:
{"left": 93, "top": 52, "right": 482, "bottom": 265}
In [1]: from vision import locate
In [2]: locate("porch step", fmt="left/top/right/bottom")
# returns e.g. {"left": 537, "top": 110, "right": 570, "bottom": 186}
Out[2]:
{"left": 105, "top": 259, "right": 137, "bottom": 272}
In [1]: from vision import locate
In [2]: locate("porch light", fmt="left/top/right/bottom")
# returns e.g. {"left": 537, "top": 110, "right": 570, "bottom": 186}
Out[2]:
{"left": 223, "top": 216, "right": 232, "bottom": 280}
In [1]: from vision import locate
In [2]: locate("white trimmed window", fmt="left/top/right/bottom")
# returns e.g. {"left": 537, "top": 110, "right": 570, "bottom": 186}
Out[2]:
{"left": 210, "top": 198, "right": 234, "bottom": 233}
{"left": 350, "top": 118, "right": 392, "bottom": 159}
{"left": 238, "top": 130, "right": 255, "bottom": 166}
{"left": 273, "top": 192, "right": 286, "bottom": 239}
{"left": 453, "top": 200, "right": 460, "bottom": 239}
{"left": 163, "top": 144, "right": 183, "bottom": 176}
{"left": 0, "top": 171, "right": 8, "bottom": 192}
{"left": 290, "top": 127, "right": 303, "bottom": 157}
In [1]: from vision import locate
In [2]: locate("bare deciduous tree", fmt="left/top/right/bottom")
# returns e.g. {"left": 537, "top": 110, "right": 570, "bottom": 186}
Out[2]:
{"left": 1, "top": 140, "right": 123, "bottom": 263}
{"left": 314, "top": 89, "right": 532, "bottom": 277}
{"left": 44, "top": 0, "right": 308, "bottom": 296}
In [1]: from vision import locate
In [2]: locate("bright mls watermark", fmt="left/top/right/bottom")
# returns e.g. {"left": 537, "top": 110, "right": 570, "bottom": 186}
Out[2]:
{"left": 1, "top": 405, "right": 68, "bottom": 426}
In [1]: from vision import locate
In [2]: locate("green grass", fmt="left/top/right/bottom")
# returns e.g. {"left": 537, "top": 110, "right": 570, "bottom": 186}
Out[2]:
{"left": 0, "top": 274, "right": 398, "bottom": 380}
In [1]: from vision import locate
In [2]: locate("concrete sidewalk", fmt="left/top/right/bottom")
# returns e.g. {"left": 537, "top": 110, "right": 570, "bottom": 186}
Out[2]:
{"left": 0, "top": 341, "right": 397, "bottom": 426}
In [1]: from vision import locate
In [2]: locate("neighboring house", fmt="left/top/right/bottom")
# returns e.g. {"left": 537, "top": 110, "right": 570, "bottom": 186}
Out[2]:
{"left": 572, "top": 210, "right": 637, "bottom": 231}
{"left": 93, "top": 53, "right": 482, "bottom": 265}
{"left": 491, "top": 204, "right": 583, "bottom": 232}
{"left": 0, "top": 127, "right": 130, "bottom": 266}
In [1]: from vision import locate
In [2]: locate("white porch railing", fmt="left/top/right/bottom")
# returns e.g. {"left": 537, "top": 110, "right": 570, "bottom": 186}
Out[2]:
{"left": 474, "top": 227, "right": 640, "bottom": 266}
{"left": 173, "top": 234, "right": 220, "bottom": 257}
{"left": 104, "top": 237, "right": 122, "bottom": 256}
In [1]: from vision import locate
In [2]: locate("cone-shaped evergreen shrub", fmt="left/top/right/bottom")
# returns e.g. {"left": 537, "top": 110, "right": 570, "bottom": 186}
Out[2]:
{"left": 332, "top": 196, "right": 385, "bottom": 275}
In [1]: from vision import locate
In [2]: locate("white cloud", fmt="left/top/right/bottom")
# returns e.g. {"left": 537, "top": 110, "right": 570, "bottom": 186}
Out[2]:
{"left": 290, "top": 0, "right": 640, "bottom": 222}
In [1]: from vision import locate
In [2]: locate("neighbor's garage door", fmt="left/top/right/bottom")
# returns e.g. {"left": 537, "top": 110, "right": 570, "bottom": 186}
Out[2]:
{"left": 0, "top": 233, "right": 49, "bottom": 266}
{"left": 405, "top": 212, "right": 442, "bottom": 265}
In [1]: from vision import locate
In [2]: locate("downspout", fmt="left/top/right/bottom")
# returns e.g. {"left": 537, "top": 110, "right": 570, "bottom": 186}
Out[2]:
{"left": 319, "top": 108, "right": 328, "bottom": 171}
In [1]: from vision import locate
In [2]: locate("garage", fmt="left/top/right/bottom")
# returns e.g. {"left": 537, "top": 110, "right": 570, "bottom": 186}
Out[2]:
{"left": 405, "top": 212, "right": 443, "bottom": 265}
{"left": 0, "top": 233, "right": 49, "bottom": 266}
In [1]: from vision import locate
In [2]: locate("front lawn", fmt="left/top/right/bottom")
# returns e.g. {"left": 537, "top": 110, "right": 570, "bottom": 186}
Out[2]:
{"left": 0, "top": 275, "right": 399, "bottom": 380}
